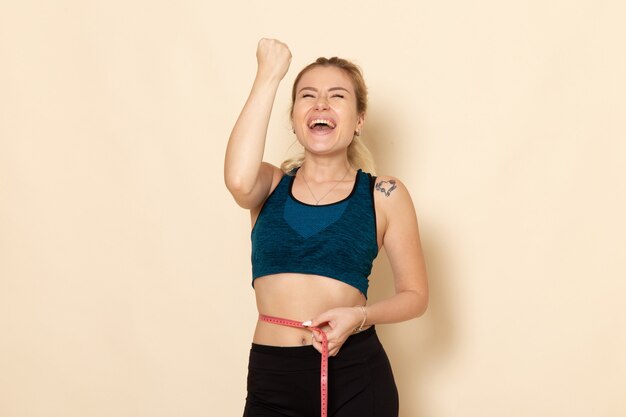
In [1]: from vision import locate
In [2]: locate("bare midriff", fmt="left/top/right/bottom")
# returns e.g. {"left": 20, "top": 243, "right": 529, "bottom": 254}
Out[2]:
{"left": 253, "top": 273, "right": 367, "bottom": 347}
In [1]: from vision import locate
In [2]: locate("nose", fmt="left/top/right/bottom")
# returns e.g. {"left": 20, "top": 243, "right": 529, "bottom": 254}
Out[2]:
{"left": 314, "top": 95, "right": 329, "bottom": 110}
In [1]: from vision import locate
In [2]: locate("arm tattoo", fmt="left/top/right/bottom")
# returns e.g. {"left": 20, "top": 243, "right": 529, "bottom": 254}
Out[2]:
{"left": 375, "top": 179, "right": 397, "bottom": 197}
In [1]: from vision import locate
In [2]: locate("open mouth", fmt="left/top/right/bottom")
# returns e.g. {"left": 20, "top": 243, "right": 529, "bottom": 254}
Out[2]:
{"left": 308, "top": 118, "right": 336, "bottom": 132}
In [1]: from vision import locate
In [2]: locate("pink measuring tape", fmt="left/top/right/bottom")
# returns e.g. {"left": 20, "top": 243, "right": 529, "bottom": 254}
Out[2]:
{"left": 258, "top": 314, "right": 329, "bottom": 417}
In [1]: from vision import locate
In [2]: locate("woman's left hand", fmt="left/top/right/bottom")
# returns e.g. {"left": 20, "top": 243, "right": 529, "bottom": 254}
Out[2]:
{"left": 308, "top": 307, "right": 365, "bottom": 356}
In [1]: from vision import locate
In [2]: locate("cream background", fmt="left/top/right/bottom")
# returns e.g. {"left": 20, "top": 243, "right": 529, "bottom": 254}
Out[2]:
{"left": 1, "top": 1, "right": 625, "bottom": 416}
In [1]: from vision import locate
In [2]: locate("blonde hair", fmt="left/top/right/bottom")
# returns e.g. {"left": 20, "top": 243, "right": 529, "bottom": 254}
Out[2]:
{"left": 280, "top": 57, "right": 376, "bottom": 174}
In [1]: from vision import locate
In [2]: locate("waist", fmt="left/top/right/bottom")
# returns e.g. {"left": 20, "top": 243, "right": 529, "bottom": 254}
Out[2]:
{"left": 250, "top": 326, "right": 380, "bottom": 365}
{"left": 253, "top": 274, "right": 367, "bottom": 346}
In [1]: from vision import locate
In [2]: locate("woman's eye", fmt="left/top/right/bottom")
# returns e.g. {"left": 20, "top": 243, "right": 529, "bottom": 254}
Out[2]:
{"left": 302, "top": 94, "right": 315, "bottom": 98}
{"left": 332, "top": 94, "right": 344, "bottom": 99}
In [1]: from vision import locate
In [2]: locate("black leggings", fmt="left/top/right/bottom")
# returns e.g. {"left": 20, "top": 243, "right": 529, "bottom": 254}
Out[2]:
{"left": 243, "top": 326, "right": 399, "bottom": 417}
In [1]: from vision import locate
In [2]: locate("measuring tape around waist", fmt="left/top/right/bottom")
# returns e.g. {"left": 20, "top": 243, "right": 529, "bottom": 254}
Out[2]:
{"left": 257, "top": 314, "right": 329, "bottom": 417}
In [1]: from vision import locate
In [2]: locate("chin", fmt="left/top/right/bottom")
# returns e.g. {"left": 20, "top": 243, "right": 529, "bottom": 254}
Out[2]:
{"left": 302, "top": 133, "right": 350, "bottom": 154}
{"left": 302, "top": 140, "right": 342, "bottom": 155}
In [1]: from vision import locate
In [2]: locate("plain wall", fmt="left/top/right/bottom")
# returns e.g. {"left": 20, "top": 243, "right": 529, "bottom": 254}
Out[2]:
{"left": 1, "top": 1, "right": 625, "bottom": 416}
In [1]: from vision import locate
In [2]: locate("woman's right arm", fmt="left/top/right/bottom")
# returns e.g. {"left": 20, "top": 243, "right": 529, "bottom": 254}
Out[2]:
{"left": 224, "top": 38, "right": 292, "bottom": 209}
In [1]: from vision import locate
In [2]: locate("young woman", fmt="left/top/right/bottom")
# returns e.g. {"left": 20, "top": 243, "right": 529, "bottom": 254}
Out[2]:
{"left": 224, "top": 38, "right": 428, "bottom": 417}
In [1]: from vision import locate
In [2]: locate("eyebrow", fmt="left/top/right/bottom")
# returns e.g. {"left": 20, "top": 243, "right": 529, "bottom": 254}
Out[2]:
{"left": 298, "top": 86, "right": 351, "bottom": 94}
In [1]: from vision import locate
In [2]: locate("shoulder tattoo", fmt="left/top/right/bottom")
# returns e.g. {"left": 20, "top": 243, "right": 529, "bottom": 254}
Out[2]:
{"left": 375, "top": 179, "right": 397, "bottom": 197}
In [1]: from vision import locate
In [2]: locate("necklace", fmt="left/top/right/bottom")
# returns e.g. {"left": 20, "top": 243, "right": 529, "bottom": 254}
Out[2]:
{"left": 299, "top": 165, "right": 352, "bottom": 205}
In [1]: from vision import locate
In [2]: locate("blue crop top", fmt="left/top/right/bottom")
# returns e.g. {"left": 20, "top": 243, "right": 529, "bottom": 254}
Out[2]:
{"left": 251, "top": 168, "right": 379, "bottom": 297}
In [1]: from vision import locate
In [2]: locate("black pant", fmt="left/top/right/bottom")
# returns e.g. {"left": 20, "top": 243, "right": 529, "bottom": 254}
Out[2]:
{"left": 243, "top": 326, "right": 399, "bottom": 417}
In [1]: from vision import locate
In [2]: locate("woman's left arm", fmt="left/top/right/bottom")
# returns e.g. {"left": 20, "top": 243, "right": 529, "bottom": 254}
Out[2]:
{"left": 310, "top": 176, "right": 428, "bottom": 355}
{"left": 363, "top": 175, "right": 429, "bottom": 323}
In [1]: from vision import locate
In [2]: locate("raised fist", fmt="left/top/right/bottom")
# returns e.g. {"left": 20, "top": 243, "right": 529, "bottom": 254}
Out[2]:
{"left": 256, "top": 38, "right": 292, "bottom": 82}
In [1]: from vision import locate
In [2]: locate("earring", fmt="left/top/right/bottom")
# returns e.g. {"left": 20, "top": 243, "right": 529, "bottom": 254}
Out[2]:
{"left": 355, "top": 130, "right": 361, "bottom": 136}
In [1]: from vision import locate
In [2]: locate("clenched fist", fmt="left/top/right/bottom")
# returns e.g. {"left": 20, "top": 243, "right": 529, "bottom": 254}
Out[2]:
{"left": 256, "top": 38, "right": 292, "bottom": 82}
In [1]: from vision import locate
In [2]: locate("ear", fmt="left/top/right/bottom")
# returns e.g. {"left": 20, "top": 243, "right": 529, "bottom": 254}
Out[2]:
{"left": 356, "top": 112, "right": 365, "bottom": 133}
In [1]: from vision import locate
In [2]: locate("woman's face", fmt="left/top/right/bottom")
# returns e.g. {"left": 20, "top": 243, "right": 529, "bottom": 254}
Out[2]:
{"left": 292, "top": 66, "right": 364, "bottom": 157}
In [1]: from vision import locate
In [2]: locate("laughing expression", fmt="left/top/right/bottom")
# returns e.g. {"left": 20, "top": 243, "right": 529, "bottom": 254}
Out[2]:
{"left": 292, "top": 66, "right": 364, "bottom": 156}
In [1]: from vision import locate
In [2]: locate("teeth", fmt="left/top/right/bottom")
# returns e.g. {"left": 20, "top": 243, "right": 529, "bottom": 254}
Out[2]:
{"left": 309, "top": 119, "right": 335, "bottom": 128}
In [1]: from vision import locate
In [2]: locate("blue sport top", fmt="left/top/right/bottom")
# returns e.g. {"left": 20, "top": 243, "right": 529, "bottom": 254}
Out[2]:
{"left": 251, "top": 168, "right": 379, "bottom": 297}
